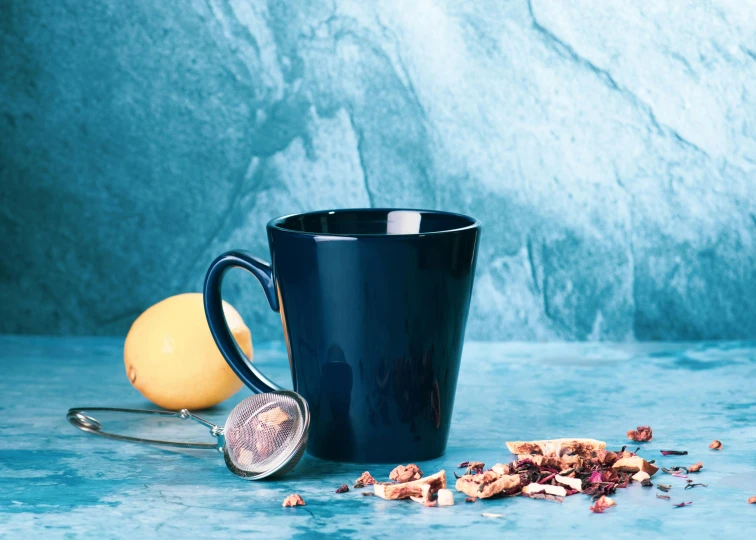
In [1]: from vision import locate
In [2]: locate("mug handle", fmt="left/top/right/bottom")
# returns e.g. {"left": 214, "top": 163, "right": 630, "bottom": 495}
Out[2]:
{"left": 204, "top": 250, "right": 281, "bottom": 394}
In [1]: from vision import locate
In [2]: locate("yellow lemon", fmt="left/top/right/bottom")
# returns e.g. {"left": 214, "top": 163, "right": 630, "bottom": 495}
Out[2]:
{"left": 124, "top": 293, "right": 250, "bottom": 410}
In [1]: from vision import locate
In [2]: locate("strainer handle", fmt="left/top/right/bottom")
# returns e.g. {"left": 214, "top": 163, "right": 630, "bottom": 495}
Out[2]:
{"left": 204, "top": 250, "right": 282, "bottom": 394}
{"left": 66, "top": 407, "right": 222, "bottom": 450}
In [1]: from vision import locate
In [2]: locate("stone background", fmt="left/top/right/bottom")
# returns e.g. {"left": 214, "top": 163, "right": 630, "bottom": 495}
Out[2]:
{"left": 2, "top": 0, "right": 755, "bottom": 341}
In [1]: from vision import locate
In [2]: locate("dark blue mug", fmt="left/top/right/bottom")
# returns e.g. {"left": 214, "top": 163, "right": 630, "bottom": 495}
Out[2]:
{"left": 204, "top": 209, "right": 480, "bottom": 463}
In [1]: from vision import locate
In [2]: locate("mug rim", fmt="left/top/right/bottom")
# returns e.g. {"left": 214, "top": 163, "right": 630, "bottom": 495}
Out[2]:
{"left": 267, "top": 208, "right": 480, "bottom": 238}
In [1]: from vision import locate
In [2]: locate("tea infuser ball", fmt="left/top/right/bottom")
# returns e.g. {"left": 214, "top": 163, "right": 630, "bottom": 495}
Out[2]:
{"left": 67, "top": 390, "right": 310, "bottom": 480}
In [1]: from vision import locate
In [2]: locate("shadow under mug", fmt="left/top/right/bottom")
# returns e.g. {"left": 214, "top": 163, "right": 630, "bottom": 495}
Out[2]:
{"left": 203, "top": 208, "right": 480, "bottom": 463}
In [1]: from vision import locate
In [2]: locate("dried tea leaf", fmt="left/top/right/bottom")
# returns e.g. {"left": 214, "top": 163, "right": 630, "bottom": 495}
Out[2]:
{"left": 465, "top": 497, "right": 477, "bottom": 503}
{"left": 662, "top": 466, "right": 688, "bottom": 474}
{"left": 709, "top": 440, "right": 723, "bottom": 450}
{"left": 355, "top": 472, "right": 376, "bottom": 487}
{"left": 362, "top": 492, "right": 375, "bottom": 497}
{"left": 457, "top": 461, "right": 470, "bottom": 468}
{"left": 660, "top": 450, "right": 688, "bottom": 456}
{"left": 657, "top": 494, "right": 670, "bottom": 500}
{"left": 658, "top": 484, "right": 671, "bottom": 492}
{"left": 335, "top": 484, "right": 349, "bottom": 494}
{"left": 641, "top": 478, "right": 654, "bottom": 487}
{"left": 684, "top": 483, "right": 707, "bottom": 490}
{"left": 688, "top": 462, "right": 703, "bottom": 473}
{"left": 389, "top": 464, "right": 423, "bottom": 483}
{"left": 627, "top": 426, "right": 653, "bottom": 442}
{"left": 282, "top": 494, "right": 305, "bottom": 507}
{"left": 589, "top": 495, "right": 616, "bottom": 513}
{"left": 673, "top": 501, "right": 692, "bottom": 508}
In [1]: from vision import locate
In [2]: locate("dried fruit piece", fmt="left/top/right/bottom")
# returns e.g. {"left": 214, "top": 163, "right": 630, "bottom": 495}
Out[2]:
{"left": 389, "top": 464, "right": 423, "bottom": 483}
{"left": 465, "top": 461, "right": 485, "bottom": 474}
{"left": 673, "top": 501, "right": 692, "bottom": 508}
{"left": 748, "top": 496, "right": 756, "bottom": 504}
{"left": 589, "top": 495, "right": 616, "bottom": 513}
{"left": 282, "top": 494, "right": 305, "bottom": 507}
{"left": 523, "top": 483, "right": 566, "bottom": 496}
{"left": 457, "top": 461, "right": 470, "bottom": 468}
{"left": 709, "top": 440, "right": 722, "bottom": 450}
{"left": 437, "top": 489, "right": 454, "bottom": 506}
{"left": 658, "top": 484, "right": 671, "bottom": 492}
{"left": 641, "top": 478, "right": 654, "bottom": 487}
{"left": 335, "top": 484, "right": 349, "bottom": 494}
{"left": 355, "top": 471, "right": 376, "bottom": 488}
{"left": 612, "top": 456, "right": 659, "bottom": 477}
{"left": 455, "top": 470, "right": 521, "bottom": 499}
{"left": 660, "top": 450, "right": 688, "bottom": 456}
{"left": 491, "top": 463, "right": 511, "bottom": 475}
{"left": 632, "top": 471, "right": 650, "bottom": 483}
{"left": 627, "top": 426, "right": 653, "bottom": 442}
{"left": 506, "top": 438, "right": 605, "bottom": 457}
{"left": 555, "top": 474, "right": 582, "bottom": 492}
{"left": 688, "top": 462, "right": 703, "bottom": 473}
{"left": 374, "top": 470, "right": 446, "bottom": 501}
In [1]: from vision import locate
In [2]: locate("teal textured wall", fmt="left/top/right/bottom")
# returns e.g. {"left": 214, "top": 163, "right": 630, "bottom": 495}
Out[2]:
{"left": 2, "top": 0, "right": 755, "bottom": 341}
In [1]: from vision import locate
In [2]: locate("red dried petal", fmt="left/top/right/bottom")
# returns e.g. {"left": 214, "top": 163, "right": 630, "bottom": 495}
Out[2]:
{"left": 589, "top": 495, "right": 616, "bottom": 513}
{"left": 335, "top": 484, "right": 349, "bottom": 493}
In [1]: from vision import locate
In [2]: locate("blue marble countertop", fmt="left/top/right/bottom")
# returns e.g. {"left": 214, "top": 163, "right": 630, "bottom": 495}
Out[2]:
{"left": 1, "top": 336, "right": 755, "bottom": 538}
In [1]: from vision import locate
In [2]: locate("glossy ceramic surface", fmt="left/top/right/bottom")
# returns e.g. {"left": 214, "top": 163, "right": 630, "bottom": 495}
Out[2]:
{"left": 205, "top": 209, "right": 480, "bottom": 462}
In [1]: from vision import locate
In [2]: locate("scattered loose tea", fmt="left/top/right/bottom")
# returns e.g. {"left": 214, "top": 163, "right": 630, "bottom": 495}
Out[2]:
{"left": 335, "top": 484, "right": 349, "bottom": 494}
{"left": 672, "top": 473, "right": 688, "bottom": 479}
{"left": 390, "top": 464, "right": 423, "bottom": 483}
{"left": 748, "top": 496, "right": 756, "bottom": 504}
{"left": 641, "top": 478, "right": 654, "bottom": 487}
{"left": 684, "top": 483, "right": 707, "bottom": 490}
{"left": 688, "top": 462, "right": 703, "bottom": 473}
{"left": 465, "top": 497, "right": 477, "bottom": 503}
{"left": 282, "top": 494, "right": 305, "bottom": 507}
{"left": 662, "top": 466, "right": 689, "bottom": 474}
{"left": 589, "top": 495, "right": 616, "bottom": 513}
{"left": 627, "top": 426, "right": 653, "bottom": 442}
{"left": 657, "top": 484, "right": 671, "bottom": 492}
{"left": 362, "top": 492, "right": 375, "bottom": 497}
{"left": 481, "top": 513, "right": 504, "bottom": 518}
{"left": 457, "top": 461, "right": 470, "bottom": 468}
{"left": 657, "top": 494, "right": 670, "bottom": 500}
{"left": 354, "top": 471, "right": 376, "bottom": 488}
{"left": 709, "top": 440, "right": 723, "bottom": 450}
{"left": 660, "top": 450, "right": 688, "bottom": 456}
{"left": 673, "top": 501, "right": 692, "bottom": 508}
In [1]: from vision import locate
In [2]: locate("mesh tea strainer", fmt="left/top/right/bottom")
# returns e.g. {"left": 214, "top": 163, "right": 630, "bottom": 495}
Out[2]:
{"left": 67, "top": 390, "right": 309, "bottom": 480}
